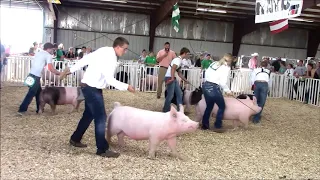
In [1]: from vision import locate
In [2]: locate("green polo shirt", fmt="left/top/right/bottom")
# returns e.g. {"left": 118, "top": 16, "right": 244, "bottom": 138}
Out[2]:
{"left": 201, "top": 59, "right": 212, "bottom": 69}
{"left": 144, "top": 56, "right": 157, "bottom": 65}
{"left": 56, "top": 49, "right": 64, "bottom": 61}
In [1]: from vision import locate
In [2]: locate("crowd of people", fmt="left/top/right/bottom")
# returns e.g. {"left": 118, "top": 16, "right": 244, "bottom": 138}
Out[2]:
{"left": 248, "top": 53, "right": 320, "bottom": 104}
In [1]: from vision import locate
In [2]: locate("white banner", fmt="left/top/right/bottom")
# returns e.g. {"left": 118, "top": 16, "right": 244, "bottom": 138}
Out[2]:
{"left": 255, "top": 0, "right": 303, "bottom": 23}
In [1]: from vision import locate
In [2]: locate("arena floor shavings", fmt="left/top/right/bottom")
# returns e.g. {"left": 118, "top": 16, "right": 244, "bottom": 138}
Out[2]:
{"left": 1, "top": 85, "right": 319, "bottom": 179}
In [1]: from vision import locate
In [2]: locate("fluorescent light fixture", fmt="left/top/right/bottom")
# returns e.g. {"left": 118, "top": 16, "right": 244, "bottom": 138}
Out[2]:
{"left": 100, "top": 0, "right": 127, "bottom": 3}
{"left": 289, "top": 18, "right": 314, "bottom": 22}
{"left": 196, "top": 8, "right": 227, "bottom": 13}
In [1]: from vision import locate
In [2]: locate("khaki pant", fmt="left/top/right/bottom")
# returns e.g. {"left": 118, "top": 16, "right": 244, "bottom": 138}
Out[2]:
{"left": 157, "top": 67, "right": 168, "bottom": 97}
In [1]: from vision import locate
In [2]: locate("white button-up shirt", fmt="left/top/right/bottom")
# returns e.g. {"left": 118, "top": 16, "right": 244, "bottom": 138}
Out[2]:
{"left": 204, "top": 62, "right": 231, "bottom": 93}
{"left": 69, "top": 47, "right": 129, "bottom": 90}
{"left": 284, "top": 68, "right": 294, "bottom": 77}
{"left": 181, "top": 58, "right": 192, "bottom": 68}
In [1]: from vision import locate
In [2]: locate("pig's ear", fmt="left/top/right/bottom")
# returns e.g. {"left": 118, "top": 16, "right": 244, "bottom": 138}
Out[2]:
{"left": 170, "top": 106, "right": 178, "bottom": 119}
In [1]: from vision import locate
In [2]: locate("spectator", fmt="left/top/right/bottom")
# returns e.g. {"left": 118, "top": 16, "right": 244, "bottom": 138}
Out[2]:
{"left": 293, "top": 60, "right": 307, "bottom": 100}
{"left": 272, "top": 57, "right": 282, "bottom": 72}
{"left": 56, "top": 43, "right": 65, "bottom": 70}
{"left": 156, "top": 42, "right": 176, "bottom": 99}
{"left": 78, "top": 46, "right": 86, "bottom": 59}
{"left": 66, "top": 47, "right": 76, "bottom": 60}
{"left": 201, "top": 53, "right": 212, "bottom": 78}
{"left": 144, "top": 51, "right": 157, "bottom": 75}
{"left": 248, "top": 53, "right": 259, "bottom": 69}
{"left": 304, "top": 63, "right": 315, "bottom": 104}
{"left": 195, "top": 54, "right": 204, "bottom": 67}
{"left": 0, "top": 42, "right": 5, "bottom": 89}
{"left": 284, "top": 63, "right": 295, "bottom": 100}
{"left": 28, "top": 42, "right": 38, "bottom": 56}
{"left": 278, "top": 61, "right": 287, "bottom": 74}
{"left": 138, "top": 49, "right": 147, "bottom": 64}
{"left": 314, "top": 62, "right": 320, "bottom": 79}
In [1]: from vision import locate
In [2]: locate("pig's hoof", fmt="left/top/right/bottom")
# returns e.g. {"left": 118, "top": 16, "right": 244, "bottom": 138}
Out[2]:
{"left": 147, "top": 155, "right": 156, "bottom": 160}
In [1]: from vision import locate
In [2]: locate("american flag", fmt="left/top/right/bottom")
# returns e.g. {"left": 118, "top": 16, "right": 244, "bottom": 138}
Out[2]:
{"left": 269, "top": 19, "right": 289, "bottom": 34}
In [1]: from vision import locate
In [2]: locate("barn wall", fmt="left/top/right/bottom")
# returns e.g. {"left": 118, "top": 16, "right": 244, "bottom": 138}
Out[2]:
{"left": 155, "top": 18, "right": 233, "bottom": 42}
{"left": 44, "top": 7, "right": 310, "bottom": 60}
{"left": 43, "top": 7, "right": 150, "bottom": 59}
{"left": 56, "top": 29, "right": 149, "bottom": 60}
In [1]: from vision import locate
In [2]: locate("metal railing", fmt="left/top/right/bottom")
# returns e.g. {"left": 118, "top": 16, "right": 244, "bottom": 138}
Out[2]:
{"left": 1, "top": 56, "right": 319, "bottom": 107}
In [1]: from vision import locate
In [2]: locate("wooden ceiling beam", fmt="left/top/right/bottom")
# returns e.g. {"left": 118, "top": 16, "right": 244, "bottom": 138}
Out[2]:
{"left": 59, "top": 4, "right": 152, "bottom": 14}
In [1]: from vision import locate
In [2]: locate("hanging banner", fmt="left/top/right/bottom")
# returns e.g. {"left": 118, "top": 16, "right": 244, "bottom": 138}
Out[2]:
{"left": 255, "top": 0, "right": 303, "bottom": 23}
{"left": 47, "top": 0, "right": 61, "bottom": 4}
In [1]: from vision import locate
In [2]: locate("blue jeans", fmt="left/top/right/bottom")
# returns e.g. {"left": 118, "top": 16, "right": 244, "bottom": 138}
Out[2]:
{"left": 70, "top": 85, "right": 109, "bottom": 154}
{"left": 18, "top": 73, "right": 42, "bottom": 113}
{"left": 163, "top": 77, "right": 183, "bottom": 112}
{"left": 253, "top": 81, "right": 269, "bottom": 122}
{"left": 202, "top": 81, "right": 225, "bottom": 129}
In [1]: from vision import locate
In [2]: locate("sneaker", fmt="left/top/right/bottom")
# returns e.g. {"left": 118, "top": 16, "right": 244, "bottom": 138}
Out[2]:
{"left": 16, "top": 112, "right": 27, "bottom": 117}
{"left": 69, "top": 139, "right": 87, "bottom": 148}
{"left": 97, "top": 150, "right": 120, "bottom": 158}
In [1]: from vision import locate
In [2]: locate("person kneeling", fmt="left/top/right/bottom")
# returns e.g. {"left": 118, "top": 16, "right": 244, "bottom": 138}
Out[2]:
{"left": 162, "top": 47, "right": 190, "bottom": 112}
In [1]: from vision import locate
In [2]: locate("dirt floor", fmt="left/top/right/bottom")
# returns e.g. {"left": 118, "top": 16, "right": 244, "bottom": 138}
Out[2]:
{"left": 1, "top": 85, "right": 319, "bottom": 179}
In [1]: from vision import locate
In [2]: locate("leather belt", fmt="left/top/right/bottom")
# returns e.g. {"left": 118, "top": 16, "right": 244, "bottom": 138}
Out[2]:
{"left": 160, "top": 66, "right": 168, "bottom": 69}
{"left": 80, "top": 83, "right": 87, "bottom": 87}
{"left": 255, "top": 80, "right": 268, "bottom": 83}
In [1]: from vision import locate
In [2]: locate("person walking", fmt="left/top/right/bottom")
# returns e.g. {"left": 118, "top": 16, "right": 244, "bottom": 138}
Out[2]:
{"left": 163, "top": 47, "right": 190, "bottom": 112}
{"left": 201, "top": 53, "right": 234, "bottom": 133}
{"left": 60, "top": 37, "right": 135, "bottom": 158}
{"left": 250, "top": 61, "right": 271, "bottom": 124}
{"left": 17, "top": 43, "right": 60, "bottom": 116}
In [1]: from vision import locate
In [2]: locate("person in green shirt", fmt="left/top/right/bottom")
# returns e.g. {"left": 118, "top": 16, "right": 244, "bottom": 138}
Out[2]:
{"left": 201, "top": 53, "right": 212, "bottom": 78}
{"left": 144, "top": 51, "right": 157, "bottom": 75}
{"left": 56, "top": 43, "right": 65, "bottom": 70}
{"left": 278, "top": 61, "right": 287, "bottom": 74}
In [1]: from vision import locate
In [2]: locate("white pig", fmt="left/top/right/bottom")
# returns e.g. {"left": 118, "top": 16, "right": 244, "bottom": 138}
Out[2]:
{"left": 106, "top": 102, "right": 199, "bottom": 160}
{"left": 140, "top": 75, "right": 158, "bottom": 91}
{"left": 195, "top": 95, "right": 262, "bottom": 129}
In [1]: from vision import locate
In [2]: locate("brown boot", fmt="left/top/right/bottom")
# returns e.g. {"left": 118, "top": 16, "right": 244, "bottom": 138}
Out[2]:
{"left": 97, "top": 150, "right": 120, "bottom": 158}
{"left": 69, "top": 139, "right": 87, "bottom": 148}
{"left": 211, "top": 127, "right": 227, "bottom": 133}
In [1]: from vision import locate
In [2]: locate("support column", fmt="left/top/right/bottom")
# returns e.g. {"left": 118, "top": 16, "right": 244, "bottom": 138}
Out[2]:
{"left": 232, "top": 17, "right": 258, "bottom": 56}
{"left": 306, "top": 28, "right": 320, "bottom": 57}
{"left": 148, "top": 0, "right": 179, "bottom": 51}
{"left": 53, "top": 5, "right": 58, "bottom": 43}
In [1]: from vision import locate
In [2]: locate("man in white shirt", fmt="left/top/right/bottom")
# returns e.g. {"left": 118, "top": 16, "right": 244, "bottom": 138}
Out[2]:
{"left": 17, "top": 43, "right": 60, "bottom": 116}
{"left": 250, "top": 61, "right": 271, "bottom": 124}
{"left": 163, "top": 47, "right": 190, "bottom": 113}
{"left": 60, "top": 37, "right": 135, "bottom": 158}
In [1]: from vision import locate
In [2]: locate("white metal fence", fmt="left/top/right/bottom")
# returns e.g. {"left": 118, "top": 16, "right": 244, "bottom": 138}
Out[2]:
{"left": 1, "top": 56, "right": 319, "bottom": 107}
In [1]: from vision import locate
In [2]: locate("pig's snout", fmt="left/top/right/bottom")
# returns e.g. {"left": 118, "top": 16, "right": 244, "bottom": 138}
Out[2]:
{"left": 188, "top": 122, "right": 199, "bottom": 130}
